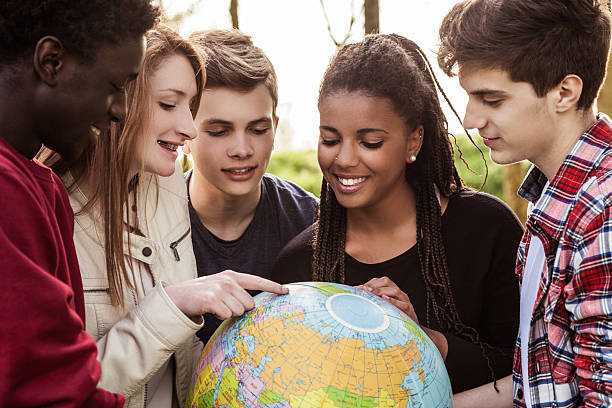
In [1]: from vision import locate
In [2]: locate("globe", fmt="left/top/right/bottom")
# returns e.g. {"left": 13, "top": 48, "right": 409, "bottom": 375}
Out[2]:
{"left": 187, "top": 282, "right": 452, "bottom": 408}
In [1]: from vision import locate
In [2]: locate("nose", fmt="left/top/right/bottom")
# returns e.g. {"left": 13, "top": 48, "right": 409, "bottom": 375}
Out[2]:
{"left": 334, "top": 141, "right": 359, "bottom": 168}
{"left": 227, "top": 131, "right": 254, "bottom": 159}
{"left": 462, "top": 99, "right": 486, "bottom": 131}
{"left": 108, "top": 93, "right": 127, "bottom": 122}
{"left": 177, "top": 107, "right": 197, "bottom": 140}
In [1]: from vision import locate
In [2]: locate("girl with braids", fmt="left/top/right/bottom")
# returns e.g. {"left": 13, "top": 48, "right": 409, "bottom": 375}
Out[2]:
{"left": 39, "top": 26, "right": 287, "bottom": 408}
{"left": 271, "top": 33, "right": 523, "bottom": 397}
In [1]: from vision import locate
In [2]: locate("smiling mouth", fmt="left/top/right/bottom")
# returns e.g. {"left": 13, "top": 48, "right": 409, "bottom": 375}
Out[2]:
{"left": 157, "top": 140, "right": 179, "bottom": 151}
{"left": 90, "top": 125, "right": 101, "bottom": 137}
{"left": 338, "top": 176, "right": 367, "bottom": 186}
{"left": 224, "top": 167, "right": 256, "bottom": 175}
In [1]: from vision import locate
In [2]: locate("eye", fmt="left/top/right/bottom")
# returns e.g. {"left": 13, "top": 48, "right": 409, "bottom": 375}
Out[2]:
{"left": 159, "top": 102, "right": 176, "bottom": 111}
{"left": 206, "top": 129, "right": 227, "bottom": 137}
{"left": 251, "top": 127, "right": 270, "bottom": 135}
{"left": 110, "top": 82, "right": 125, "bottom": 94}
{"left": 320, "top": 138, "right": 339, "bottom": 146}
{"left": 362, "top": 141, "right": 383, "bottom": 149}
{"left": 482, "top": 98, "right": 502, "bottom": 107}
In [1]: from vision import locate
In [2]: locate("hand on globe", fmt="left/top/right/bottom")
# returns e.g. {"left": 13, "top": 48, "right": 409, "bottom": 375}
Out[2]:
{"left": 164, "top": 270, "right": 289, "bottom": 320}
{"left": 358, "top": 276, "right": 448, "bottom": 360}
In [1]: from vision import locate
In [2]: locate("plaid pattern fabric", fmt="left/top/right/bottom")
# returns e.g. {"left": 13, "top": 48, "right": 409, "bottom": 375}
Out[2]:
{"left": 513, "top": 114, "right": 612, "bottom": 408}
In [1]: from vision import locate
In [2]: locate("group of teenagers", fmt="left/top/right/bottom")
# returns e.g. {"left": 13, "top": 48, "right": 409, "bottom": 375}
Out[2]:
{"left": 1, "top": 0, "right": 611, "bottom": 407}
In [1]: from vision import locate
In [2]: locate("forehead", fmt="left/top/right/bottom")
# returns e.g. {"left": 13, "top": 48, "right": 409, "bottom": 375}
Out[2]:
{"left": 92, "top": 36, "right": 145, "bottom": 81}
{"left": 196, "top": 84, "right": 274, "bottom": 123}
{"left": 319, "top": 92, "right": 403, "bottom": 126}
{"left": 458, "top": 64, "right": 515, "bottom": 91}
{"left": 149, "top": 54, "right": 197, "bottom": 96}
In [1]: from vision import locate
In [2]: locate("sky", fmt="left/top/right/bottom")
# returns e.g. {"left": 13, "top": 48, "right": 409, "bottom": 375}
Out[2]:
{"left": 161, "top": 0, "right": 467, "bottom": 151}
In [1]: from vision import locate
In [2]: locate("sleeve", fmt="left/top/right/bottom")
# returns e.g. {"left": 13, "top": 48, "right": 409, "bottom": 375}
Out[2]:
{"left": 94, "top": 282, "right": 203, "bottom": 397}
{"left": 444, "top": 198, "right": 523, "bottom": 392}
{"left": 271, "top": 225, "right": 316, "bottom": 284}
{"left": 565, "top": 204, "right": 612, "bottom": 407}
{"left": 0, "top": 173, "right": 124, "bottom": 408}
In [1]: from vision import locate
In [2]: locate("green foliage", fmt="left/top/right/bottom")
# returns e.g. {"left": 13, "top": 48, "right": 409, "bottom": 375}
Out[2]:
{"left": 450, "top": 133, "right": 505, "bottom": 200}
{"left": 266, "top": 150, "right": 323, "bottom": 197}
{"left": 266, "top": 134, "right": 506, "bottom": 200}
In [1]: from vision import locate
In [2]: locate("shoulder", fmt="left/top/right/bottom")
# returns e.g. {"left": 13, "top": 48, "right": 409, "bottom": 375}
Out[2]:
{"left": 153, "top": 161, "right": 189, "bottom": 202}
{"left": 263, "top": 174, "right": 318, "bottom": 202}
{"left": 568, "top": 164, "right": 612, "bottom": 238}
{"left": 450, "top": 190, "right": 522, "bottom": 224}
{"left": 271, "top": 224, "right": 316, "bottom": 284}
{"left": 262, "top": 174, "right": 319, "bottom": 218}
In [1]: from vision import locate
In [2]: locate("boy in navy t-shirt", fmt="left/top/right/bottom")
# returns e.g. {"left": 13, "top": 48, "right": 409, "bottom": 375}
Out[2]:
{"left": 184, "top": 30, "right": 318, "bottom": 344}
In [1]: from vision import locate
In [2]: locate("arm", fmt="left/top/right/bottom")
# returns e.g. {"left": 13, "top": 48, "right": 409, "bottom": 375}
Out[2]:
{"left": 453, "top": 375, "right": 513, "bottom": 408}
{"left": 94, "top": 271, "right": 288, "bottom": 396}
{"left": 0, "top": 175, "right": 123, "bottom": 407}
{"left": 565, "top": 206, "right": 612, "bottom": 407}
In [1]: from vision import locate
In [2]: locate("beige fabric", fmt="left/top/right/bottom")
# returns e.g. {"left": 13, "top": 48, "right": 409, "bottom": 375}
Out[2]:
{"left": 66, "top": 162, "right": 202, "bottom": 408}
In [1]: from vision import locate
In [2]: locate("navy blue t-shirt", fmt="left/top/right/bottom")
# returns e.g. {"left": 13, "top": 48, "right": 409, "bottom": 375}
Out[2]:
{"left": 186, "top": 171, "right": 318, "bottom": 343}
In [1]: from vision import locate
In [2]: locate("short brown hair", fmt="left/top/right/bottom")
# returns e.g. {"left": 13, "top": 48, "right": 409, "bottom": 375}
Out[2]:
{"left": 189, "top": 29, "right": 278, "bottom": 116}
{"left": 438, "top": 0, "right": 612, "bottom": 110}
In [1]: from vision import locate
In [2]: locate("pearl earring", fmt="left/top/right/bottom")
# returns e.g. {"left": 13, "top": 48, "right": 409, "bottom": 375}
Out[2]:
{"left": 410, "top": 155, "right": 417, "bottom": 162}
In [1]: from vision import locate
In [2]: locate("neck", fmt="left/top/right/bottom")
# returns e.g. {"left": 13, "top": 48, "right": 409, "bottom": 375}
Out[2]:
{"left": 346, "top": 180, "right": 416, "bottom": 235}
{"left": 188, "top": 170, "right": 261, "bottom": 241}
{"left": 0, "top": 77, "right": 40, "bottom": 159}
{"left": 535, "top": 108, "right": 597, "bottom": 181}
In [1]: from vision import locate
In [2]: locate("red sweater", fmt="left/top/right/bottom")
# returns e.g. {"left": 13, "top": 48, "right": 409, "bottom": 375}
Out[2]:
{"left": 0, "top": 137, "right": 124, "bottom": 407}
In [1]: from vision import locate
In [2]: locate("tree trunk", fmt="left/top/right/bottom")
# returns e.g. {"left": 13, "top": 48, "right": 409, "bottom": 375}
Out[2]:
{"left": 364, "top": 0, "right": 379, "bottom": 34}
{"left": 230, "top": 0, "right": 239, "bottom": 29}
{"left": 502, "top": 164, "right": 528, "bottom": 225}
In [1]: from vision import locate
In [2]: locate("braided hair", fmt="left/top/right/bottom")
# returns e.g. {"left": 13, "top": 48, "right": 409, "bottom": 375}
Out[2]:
{"left": 313, "top": 33, "right": 499, "bottom": 387}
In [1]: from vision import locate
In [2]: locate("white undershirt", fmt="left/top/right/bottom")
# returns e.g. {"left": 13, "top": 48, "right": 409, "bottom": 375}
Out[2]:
{"left": 519, "top": 185, "right": 549, "bottom": 408}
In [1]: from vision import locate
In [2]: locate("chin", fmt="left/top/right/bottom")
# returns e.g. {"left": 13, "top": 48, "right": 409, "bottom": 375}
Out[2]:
{"left": 149, "top": 164, "right": 176, "bottom": 178}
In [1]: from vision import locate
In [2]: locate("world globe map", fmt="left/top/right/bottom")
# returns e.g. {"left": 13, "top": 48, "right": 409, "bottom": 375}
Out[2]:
{"left": 187, "top": 281, "right": 452, "bottom": 407}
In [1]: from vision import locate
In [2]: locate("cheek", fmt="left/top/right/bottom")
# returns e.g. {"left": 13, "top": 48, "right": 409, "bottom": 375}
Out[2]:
{"left": 317, "top": 148, "right": 335, "bottom": 170}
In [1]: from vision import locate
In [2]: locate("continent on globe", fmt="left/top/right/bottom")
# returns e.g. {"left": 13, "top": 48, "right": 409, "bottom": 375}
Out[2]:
{"left": 188, "top": 281, "right": 452, "bottom": 408}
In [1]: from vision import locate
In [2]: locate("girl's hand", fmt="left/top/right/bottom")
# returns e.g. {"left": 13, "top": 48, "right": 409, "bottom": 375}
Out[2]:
{"left": 357, "top": 276, "right": 448, "bottom": 359}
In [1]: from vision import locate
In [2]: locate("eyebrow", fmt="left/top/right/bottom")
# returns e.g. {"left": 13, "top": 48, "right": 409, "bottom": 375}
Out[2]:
{"left": 469, "top": 89, "right": 508, "bottom": 98}
{"left": 248, "top": 117, "right": 272, "bottom": 126}
{"left": 159, "top": 88, "right": 189, "bottom": 97}
{"left": 319, "top": 126, "right": 388, "bottom": 135}
{"left": 202, "top": 119, "right": 233, "bottom": 126}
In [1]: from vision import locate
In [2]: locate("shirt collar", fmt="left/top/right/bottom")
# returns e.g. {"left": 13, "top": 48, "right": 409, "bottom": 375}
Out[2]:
{"left": 518, "top": 113, "right": 612, "bottom": 240}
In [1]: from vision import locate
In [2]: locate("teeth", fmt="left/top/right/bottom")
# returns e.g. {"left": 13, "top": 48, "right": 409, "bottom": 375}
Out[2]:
{"left": 157, "top": 141, "right": 178, "bottom": 151}
{"left": 338, "top": 177, "right": 366, "bottom": 186}
{"left": 228, "top": 168, "right": 251, "bottom": 174}
{"left": 90, "top": 125, "right": 101, "bottom": 137}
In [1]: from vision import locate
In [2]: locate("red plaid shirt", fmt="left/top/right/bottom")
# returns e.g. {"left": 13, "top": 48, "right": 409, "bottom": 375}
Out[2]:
{"left": 513, "top": 114, "right": 612, "bottom": 408}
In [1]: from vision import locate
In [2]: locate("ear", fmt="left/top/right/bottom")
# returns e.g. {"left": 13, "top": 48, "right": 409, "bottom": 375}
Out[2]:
{"left": 405, "top": 125, "right": 424, "bottom": 164}
{"left": 553, "top": 74, "right": 583, "bottom": 113}
{"left": 274, "top": 116, "right": 279, "bottom": 130}
{"left": 33, "top": 36, "right": 65, "bottom": 87}
{"left": 182, "top": 140, "right": 192, "bottom": 154}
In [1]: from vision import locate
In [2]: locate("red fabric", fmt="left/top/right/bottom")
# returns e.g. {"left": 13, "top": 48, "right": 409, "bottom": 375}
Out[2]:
{"left": 0, "top": 137, "right": 124, "bottom": 407}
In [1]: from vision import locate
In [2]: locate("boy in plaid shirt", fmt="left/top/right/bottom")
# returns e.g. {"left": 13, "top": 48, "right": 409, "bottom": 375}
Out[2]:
{"left": 437, "top": 1, "right": 612, "bottom": 407}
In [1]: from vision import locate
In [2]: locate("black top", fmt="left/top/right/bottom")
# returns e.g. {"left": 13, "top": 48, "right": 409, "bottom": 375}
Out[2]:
{"left": 271, "top": 191, "right": 523, "bottom": 393}
{"left": 187, "top": 171, "right": 319, "bottom": 343}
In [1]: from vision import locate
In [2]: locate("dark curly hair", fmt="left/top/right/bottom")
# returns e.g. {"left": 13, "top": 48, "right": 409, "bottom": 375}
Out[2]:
{"left": 314, "top": 33, "right": 499, "bottom": 387}
{"left": 0, "top": 0, "right": 160, "bottom": 65}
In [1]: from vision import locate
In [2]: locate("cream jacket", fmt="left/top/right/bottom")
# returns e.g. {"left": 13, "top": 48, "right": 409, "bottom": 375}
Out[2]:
{"left": 66, "top": 162, "right": 202, "bottom": 408}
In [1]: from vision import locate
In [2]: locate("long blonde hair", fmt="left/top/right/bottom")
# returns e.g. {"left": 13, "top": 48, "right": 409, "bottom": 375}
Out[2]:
{"left": 39, "top": 26, "right": 205, "bottom": 307}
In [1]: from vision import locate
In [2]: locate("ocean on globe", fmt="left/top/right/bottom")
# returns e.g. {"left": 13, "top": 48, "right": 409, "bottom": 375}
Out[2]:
{"left": 187, "top": 281, "right": 452, "bottom": 408}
